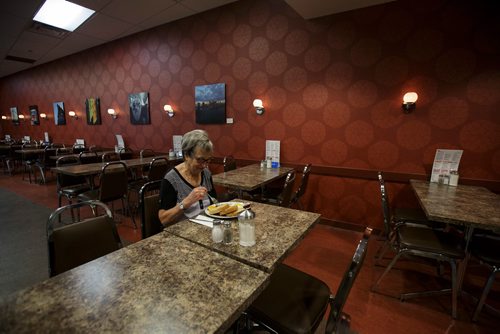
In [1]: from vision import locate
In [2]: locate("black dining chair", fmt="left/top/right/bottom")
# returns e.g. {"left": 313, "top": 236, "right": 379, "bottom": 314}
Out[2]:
{"left": 469, "top": 231, "right": 500, "bottom": 322}
{"left": 371, "top": 202, "right": 465, "bottom": 318}
{"left": 375, "top": 171, "right": 445, "bottom": 262}
{"left": 290, "top": 163, "right": 312, "bottom": 210}
{"left": 78, "top": 161, "right": 136, "bottom": 229}
{"left": 138, "top": 180, "right": 164, "bottom": 239}
{"left": 47, "top": 200, "right": 122, "bottom": 277}
{"left": 56, "top": 156, "right": 91, "bottom": 221}
{"left": 261, "top": 170, "right": 296, "bottom": 208}
{"left": 243, "top": 227, "right": 372, "bottom": 334}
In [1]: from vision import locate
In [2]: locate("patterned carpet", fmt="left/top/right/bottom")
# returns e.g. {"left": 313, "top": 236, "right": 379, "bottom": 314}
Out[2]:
{"left": 0, "top": 187, "right": 52, "bottom": 300}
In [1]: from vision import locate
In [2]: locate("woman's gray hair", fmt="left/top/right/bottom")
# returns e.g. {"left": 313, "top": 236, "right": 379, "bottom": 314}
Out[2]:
{"left": 181, "top": 129, "right": 213, "bottom": 157}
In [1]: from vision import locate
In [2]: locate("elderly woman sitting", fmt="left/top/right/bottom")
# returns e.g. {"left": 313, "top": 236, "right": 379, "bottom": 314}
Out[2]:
{"left": 158, "top": 129, "right": 217, "bottom": 226}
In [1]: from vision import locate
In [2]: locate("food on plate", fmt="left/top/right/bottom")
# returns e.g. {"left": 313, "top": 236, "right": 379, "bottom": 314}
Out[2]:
{"left": 220, "top": 204, "right": 239, "bottom": 216}
{"left": 226, "top": 207, "right": 245, "bottom": 217}
{"left": 207, "top": 204, "right": 228, "bottom": 215}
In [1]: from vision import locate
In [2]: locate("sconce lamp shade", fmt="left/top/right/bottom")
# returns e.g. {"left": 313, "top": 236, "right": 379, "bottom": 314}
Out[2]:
{"left": 164, "top": 104, "right": 175, "bottom": 117}
{"left": 40, "top": 113, "right": 47, "bottom": 119}
{"left": 18, "top": 114, "right": 25, "bottom": 119}
{"left": 107, "top": 108, "right": 117, "bottom": 119}
{"left": 253, "top": 99, "right": 265, "bottom": 115}
{"left": 402, "top": 92, "right": 418, "bottom": 114}
{"left": 68, "top": 110, "right": 78, "bottom": 119}
{"left": 1, "top": 115, "right": 7, "bottom": 120}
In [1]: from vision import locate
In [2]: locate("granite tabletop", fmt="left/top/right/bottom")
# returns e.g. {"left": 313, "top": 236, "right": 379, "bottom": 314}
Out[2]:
{"left": 51, "top": 156, "right": 180, "bottom": 176}
{"left": 165, "top": 200, "right": 321, "bottom": 273}
{"left": 0, "top": 233, "right": 269, "bottom": 333}
{"left": 410, "top": 179, "right": 500, "bottom": 231}
{"left": 212, "top": 164, "right": 294, "bottom": 191}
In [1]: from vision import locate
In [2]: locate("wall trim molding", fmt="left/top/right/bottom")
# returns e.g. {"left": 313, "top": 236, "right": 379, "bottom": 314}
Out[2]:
{"left": 213, "top": 158, "right": 500, "bottom": 192}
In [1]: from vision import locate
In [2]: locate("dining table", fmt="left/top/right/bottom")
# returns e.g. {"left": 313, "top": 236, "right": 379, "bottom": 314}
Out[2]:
{"left": 212, "top": 164, "right": 294, "bottom": 198}
{"left": 410, "top": 179, "right": 500, "bottom": 289}
{"left": 51, "top": 156, "right": 182, "bottom": 177}
{"left": 0, "top": 233, "right": 269, "bottom": 333}
{"left": 410, "top": 179, "right": 500, "bottom": 233}
{"left": 165, "top": 199, "right": 321, "bottom": 273}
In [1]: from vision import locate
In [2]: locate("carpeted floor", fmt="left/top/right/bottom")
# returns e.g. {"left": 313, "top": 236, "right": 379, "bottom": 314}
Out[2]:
{"left": 0, "top": 187, "right": 52, "bottom": 300}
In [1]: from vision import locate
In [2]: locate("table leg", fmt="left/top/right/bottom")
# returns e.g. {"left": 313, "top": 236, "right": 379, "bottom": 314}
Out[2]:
{"left": 457, "top": 225, "right": 474, "bottom": 293}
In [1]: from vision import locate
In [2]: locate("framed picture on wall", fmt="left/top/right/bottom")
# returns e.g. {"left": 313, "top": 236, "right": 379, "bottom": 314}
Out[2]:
{"left": 129, "top": 92, "right": 150, "bottom": 125}
{"left": 85, "top": 97, "right": 101, "bottom": 125}
{"left": 53, "top": 101, "right": 66, "bottom": 125}
{"left": 195, "top": 83, "right": 226, "bottom": 124}
{"left": 30, "top": 105, "right": 40, "bottom": 125}
{"left": 10, "top": 107, "right": 19, "bottom": 125}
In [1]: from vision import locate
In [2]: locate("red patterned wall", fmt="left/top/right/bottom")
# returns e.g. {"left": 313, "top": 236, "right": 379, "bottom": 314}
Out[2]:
{"left": 1, "top": 0, "right": 499, "bottom": 229}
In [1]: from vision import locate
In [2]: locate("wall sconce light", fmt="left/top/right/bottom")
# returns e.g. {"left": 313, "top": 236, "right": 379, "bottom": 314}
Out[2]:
{"left": 68, "top": 110, "right": 78, "bottom": 119}
{"left": 253, "top": 99, "right": 265, "bottom": 115}
{"left": 1, "top": 115, "right": 7, "bottom": 120}
{"left": 163, "top": 104, "right": 175, "bottom": 117}
{"left": 40, "top": 113, "right": 47, "bottom": 119}
{"left": 18, "top": 114, "right": 25, "bottom": 120}
{"left": 402, "top": 92, "right": 418, "bottom": 114}
{"left": 107, "top": 108, "right": 117, "bottom": 119}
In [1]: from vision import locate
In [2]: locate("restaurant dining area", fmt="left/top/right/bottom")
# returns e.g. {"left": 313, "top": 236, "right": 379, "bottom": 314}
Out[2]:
{"left": 0, "top": 0, "right": 499, "bottom": 333}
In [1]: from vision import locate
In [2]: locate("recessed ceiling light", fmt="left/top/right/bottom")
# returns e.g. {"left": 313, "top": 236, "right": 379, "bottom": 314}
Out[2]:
{"left": 33, "top": 0, "right": 95, "bottom": 32}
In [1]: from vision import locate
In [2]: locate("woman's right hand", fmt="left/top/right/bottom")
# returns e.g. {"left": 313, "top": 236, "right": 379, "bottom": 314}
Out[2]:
{"left": 182, "top": 186, "right": 208, "bottom": 208}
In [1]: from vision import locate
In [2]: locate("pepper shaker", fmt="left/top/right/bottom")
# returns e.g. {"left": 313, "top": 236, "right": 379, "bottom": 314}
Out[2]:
{"left": 222, "top": 221, "right": 233, "bottom": 244}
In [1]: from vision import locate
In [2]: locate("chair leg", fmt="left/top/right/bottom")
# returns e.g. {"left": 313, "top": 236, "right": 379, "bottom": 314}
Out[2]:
{"left": 372, "top": 251, "right": 404, "bottom": 292}
{"left": 124, "top": 196, "right": 137, "bottom": 229}
{"left": 472, "top": 269, "right": 499, "bottom": 321}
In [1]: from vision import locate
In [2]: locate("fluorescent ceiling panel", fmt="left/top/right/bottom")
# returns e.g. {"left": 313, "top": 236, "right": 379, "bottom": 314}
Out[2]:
{"left": 33, "top": 0, "right": 95, "bottom": 32}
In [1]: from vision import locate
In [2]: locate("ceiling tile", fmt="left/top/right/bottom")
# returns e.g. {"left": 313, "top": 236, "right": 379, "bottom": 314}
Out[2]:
{"left": 180, "top": 0, "right": 237, "bottom": 12}
{"left": 9, "top": 31, "right": 61, "bottom": 60}
{"left": 136, "top": 4, "right": 196, "bottom": 31}
{"left": 77, "top": 13, "right": 134, "bottom": 41}
{"left": 101, "top": 0, "right": 178, "bottom": 25}
{"left": 3, "top": 0, "right": 44, "bottom": 19}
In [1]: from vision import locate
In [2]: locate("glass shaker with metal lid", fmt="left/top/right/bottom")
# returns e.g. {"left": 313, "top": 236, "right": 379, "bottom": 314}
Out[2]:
{"left": 238, "top": 209, "right": 256, "bottom": 247}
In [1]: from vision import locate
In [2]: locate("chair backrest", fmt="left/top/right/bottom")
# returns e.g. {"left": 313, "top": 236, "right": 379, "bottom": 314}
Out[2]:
{"left": 119, "top": 147, "right": 134, "bottom": 160}
{"left": 147, "top": 157, "right": 170, "bottom": 181}
{"left": 294, "top": 164, "right": 311, "bottom": 201}
{"left": 47, "top": 200, "right": 122, "bottom": 277}
{"left": 377, "top": 172, "right": 392, "bottom": 236}
{"left": 140, "top": 148, "right": 155, "bottom": 158}
{"left": 56, "top": 156, "right": 87, "bottom": 188}
{"left": 326, "top": 227, "right": 372, "bottom": 333}
{"left": 79, "top": 151, "right": 100, "bottom": 164}
{"left": 99, "top": 161, "right": 129, "bottom": 202}
{"left": 102, "top": 152, "right": 120, "bottom": 162}
{"left": 139, "top": 180, "right": 163, "bottom": 239}
{"left": 278, "top": 170, "right": 296, "bottom": 207}
{"left": 223, "top": 155, "right": 237, "bottom": 172}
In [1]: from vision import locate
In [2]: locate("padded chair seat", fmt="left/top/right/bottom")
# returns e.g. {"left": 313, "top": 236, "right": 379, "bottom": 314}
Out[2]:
{"left": 398, "top": 225, "right": 464, "bottom": 259}
{"left": 247, "top": 264, "right": 330, "bottom": 334}
{"left": 60, "top": 184, "right": 91, "bottom": 196}
{"left": 78, "top": 189, "right": 99, "bottom": 201}
{"left": 471, "top": 236, "right": 500, "bottom": 265}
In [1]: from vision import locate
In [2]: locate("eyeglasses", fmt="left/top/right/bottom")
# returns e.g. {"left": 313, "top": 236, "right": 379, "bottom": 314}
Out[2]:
{"left": 195, "top": 156, "right": 212, "bottom": 164}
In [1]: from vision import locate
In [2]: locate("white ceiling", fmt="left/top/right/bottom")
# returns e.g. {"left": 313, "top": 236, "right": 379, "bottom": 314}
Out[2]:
{"left": 0, "top": 0, "right": 395, "bottom": 78}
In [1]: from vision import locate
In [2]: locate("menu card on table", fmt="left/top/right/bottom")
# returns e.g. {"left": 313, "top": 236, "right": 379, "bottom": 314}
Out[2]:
{"left": 265, "top": 140, "right": 280, "bottom": 166}
{"left": 430, "top": 149, "right": 463, "bottom": 183}
{"left": 173, "top": 135, "right": 182, "bottom": 156}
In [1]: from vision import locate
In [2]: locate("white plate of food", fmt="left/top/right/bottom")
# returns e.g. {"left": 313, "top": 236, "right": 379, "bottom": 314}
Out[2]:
{"left": 205, "top": 202, "right": 245, "bottom": 219}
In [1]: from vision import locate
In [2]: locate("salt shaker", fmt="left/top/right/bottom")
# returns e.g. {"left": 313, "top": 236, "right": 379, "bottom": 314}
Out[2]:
{"left": 222, "top": 221, "right": 233, "bottom": 244}
{"left": 212, "top": 220, "right": 223, "bottom": 243}
{"left": 449, "top": 170, "right": 459, "bottom": 186}
{"left": 238, "top": 209, "right": 256, "bottom": 247}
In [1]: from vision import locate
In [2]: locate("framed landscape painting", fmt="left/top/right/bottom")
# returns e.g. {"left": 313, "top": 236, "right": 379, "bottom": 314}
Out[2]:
{"left": 53, "top": 101, "right": 66, "bottom": 125}
{"left": 129, "top": 92, "right": 150, "bottom": 125}
{"left": 30, "top": 105, "right": 40, "bottom": 125}
{"left": 195, "top": 83, "right": 226, "bottom": 124}
{"left": 10, "top": 107, "right": 19, "bottom": 125}
{"left": 85, "top": 97, "right": 101, "bottom": 125}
